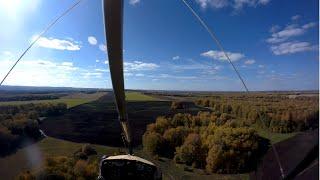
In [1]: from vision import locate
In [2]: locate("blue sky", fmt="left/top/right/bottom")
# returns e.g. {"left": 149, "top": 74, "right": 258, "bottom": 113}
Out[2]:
{"left": 0, "top": 0, "right": 318, "bottom": 91}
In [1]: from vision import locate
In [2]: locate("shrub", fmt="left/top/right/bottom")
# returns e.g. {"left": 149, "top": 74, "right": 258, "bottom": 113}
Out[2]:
{"left": 163, "top": 127, "right": 189, "bottom": 156}
{"left": 17, "top": 171, "right": 36, "bottom": 180}
{"left": 82, "top": 144, "right": 97, "bottom": 156}
{"left": 23, "top": 156, "right": 99, "bottom": 180}
{"left": 172, "top": 113, "right": 192, "bottom": 127}
{"left": 74, "top": 152, "right": 88, "bottom": 160}
{"left": 171, "top": 101, "right": 186, "bottom": 110}
{"left": 74, "top": 160, "right": 87, "bottom": 177}
{"left": 174, "top": 134, "right": 206, "bottom": 168}
{"left": 154, "top": 117, "right": 170, "bottom": 134}
{"left": 142, "top": 132, "right": 166, "bottom": 155}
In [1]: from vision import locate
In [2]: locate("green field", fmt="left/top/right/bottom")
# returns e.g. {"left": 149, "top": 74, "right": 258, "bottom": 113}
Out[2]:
{"left": 253, "top": 125, "right": 297, "bottom": 144}
{"left": 125, "top": 92, "right": 159, "bottom": 101}
{"left": 0, "top": 92, "right": 106, "bottom": 108}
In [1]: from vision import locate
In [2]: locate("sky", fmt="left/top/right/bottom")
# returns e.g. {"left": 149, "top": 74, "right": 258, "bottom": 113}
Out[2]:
{"left": 0, "top": 0, "right": 318, "bottom": 91}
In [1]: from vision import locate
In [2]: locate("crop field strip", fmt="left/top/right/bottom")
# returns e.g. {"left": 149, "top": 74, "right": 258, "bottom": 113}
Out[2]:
{"left": 0, "top": 92, "right": 107, "bottom": 108}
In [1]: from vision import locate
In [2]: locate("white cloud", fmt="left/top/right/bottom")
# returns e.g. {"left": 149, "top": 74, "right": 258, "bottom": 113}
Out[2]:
{"left": 244, "top": 59, "right": 255, "bottom": 65}
{"left": 258, "top": 0, "right": 270, "bottom": 5}
{"left": 88, "top": 36, "right": 97, "bottom": 45}
{"left": 158, "top": 74, "right": 197, "bottom": 80}
{"left": 104, "top": 60, "right": 109, "bottom": 64}
{"left": 270, "top": 41, "right": 317, "bottom": 55}
{"left": 61, "top": 62, "right": 73, "bottom": 67}
{"left": 0, "top": 59, "right": 86, "bottom": 87}
{"left": 83, "top": 72, "right": 103, "bottom": 79}
{"left": 2, "top": 51, "right": 12, "bottom": 56}
{"left": 267, "top": 22, "right": 317, "bottom": 44}
{"left": 196, "top": 0, "right": 229, "bottom": 9}
{"left": 234, "top": 0, "right": 271, "bottom": 9}
{"left": 201, "top": 50, "right": 244, "bottom": 62}
{"left": 0, "top": 50, "right": 111, "bottom": 87}
{"left": 169, "top": 63, "right": 222, "bottom": 74}
{"left": 148, "top": 72, "right": 228, "bottom": 82}
{"left": 172, "top": 56, "right": 180, "bottom": 60}
{"left": 135, "top": 73, "right": 144, "bottom": 77}
{"left": 124, "top": 61, "right": 159, "bottom": 71}
{"left": 129, "top": 0, "right": 140, "bottom": 5}
{"left": 33, "top": 36, "right": 81, "bottom": 51}
{"left": 266, "top": 19, "right": 318, "bottom": 56}
{"left": 196, "top": 0, "right": 270, "bottom": 10}
{"left": 302, "top": 22, "right": 316, "bottom": 29}
{"left": 99, "top": 44, "right": 107, "bottom": 52}
{"left": 258, "top": 65, "right": 264, "bottom": 68}
{"left": 94, "top": 68, "right": 109, "bottom": 72}
{"left": 96, "top": 60, "right": 100, "bottom": 63}
{"left": 291, "top": 15, "right": 301, "bottom": 21}
{"left": 1, "top": 51, "right": 14, "bottom": 59}
{"left": 124, "top": 72, "right": 133, "bottom": 77}
{"left": 203, "top": 65, "right": 222, "bottom": 75}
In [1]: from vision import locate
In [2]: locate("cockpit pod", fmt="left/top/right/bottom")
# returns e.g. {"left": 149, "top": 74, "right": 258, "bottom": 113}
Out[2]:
{"left": 98, "top": 154, "right": 162, "bottom": 180}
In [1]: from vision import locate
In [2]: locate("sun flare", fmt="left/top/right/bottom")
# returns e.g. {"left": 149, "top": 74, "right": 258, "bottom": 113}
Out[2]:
{"left": 0, "top": 0, "right": 22, "bottom": 17}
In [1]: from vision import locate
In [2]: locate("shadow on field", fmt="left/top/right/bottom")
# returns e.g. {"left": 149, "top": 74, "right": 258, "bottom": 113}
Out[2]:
{"left": 40, "top": 93, "right": 208, "bottom": 147}
{"left": 250, "top": 129, "right": 319, "bottom": 180}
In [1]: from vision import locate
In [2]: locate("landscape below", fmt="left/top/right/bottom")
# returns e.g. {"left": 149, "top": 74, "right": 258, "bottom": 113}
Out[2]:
{"left": 0, "top": 87, "right": 318, "bottom": 179}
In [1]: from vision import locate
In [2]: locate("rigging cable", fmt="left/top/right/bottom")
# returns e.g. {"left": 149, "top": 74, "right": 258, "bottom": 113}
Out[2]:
{"left": 0, "top": 0, "right": 83, "bottom": 86}
{"left": 180, "top": 0, "right": 285, "bottom": 178}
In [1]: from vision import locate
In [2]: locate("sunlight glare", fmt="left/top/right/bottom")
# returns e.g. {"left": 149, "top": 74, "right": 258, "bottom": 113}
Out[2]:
{"left": 0, "top": 0, "right": 22, "bottom": 18}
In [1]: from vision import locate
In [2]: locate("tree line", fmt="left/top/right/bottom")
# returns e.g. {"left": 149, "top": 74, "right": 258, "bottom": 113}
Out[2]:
{"left": 0, "top": 103, "right": 67, "bottom": 156}
{"left": 0, "top": 94, "right": 60, "bottom": 102}
{"left": 194, "top": 94, "right": 318, "bottom": 133}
